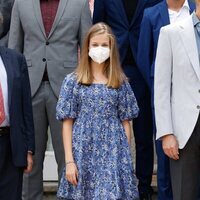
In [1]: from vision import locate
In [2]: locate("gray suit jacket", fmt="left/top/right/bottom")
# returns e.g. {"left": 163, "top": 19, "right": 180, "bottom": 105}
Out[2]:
{"left": 8, "top": 0, "right": 92, "bottom": 97}
{"left": 154, "top": 15, "right": 200, "bottom": 149}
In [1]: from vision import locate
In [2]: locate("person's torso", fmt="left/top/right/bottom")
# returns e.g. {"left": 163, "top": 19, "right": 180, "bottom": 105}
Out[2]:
{"left": 73, "top": 83, "right": 120, "bottom": 120}
{"left": 16, "top": 0, "right": 85, "bottom": 61}
{"left": 101, "top": 0, "right": 163, "bottom": 62}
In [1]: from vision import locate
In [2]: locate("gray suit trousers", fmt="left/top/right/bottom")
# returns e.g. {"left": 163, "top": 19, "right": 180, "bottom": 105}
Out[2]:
{"left": 170, "top": 115, "right": 200, "bottom": 200}
{"left": 22, "top": 82, "right": 64, "bottom": 200}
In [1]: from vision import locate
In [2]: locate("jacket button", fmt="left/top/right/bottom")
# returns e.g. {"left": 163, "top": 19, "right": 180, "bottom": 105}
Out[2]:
{"left": 198, "top": 89, "right": 200, "bottom": 93}
{"left": 42, "top": 58, "right": 46, "bottom": 62}
{"left": 46, "top": 41, "right": 49, "bottom": 45}
{"left": 197, "top": 105, "right": 200, "bottom": 109}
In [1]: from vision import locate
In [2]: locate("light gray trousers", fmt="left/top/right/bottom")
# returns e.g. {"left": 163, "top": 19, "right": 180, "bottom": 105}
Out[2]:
{"left": 22, "top": 82, "right": 64, "bottom": 200}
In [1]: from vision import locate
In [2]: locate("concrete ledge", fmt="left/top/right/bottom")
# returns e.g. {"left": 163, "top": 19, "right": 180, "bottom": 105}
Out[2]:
{"left": 44, "top": 182, "right": 58, "bottom": 193}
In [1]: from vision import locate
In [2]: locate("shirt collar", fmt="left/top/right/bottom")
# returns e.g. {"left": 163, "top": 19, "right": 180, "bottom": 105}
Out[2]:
{"left": 168, "top": 0, "right": 190, "bottom": 14}
{"left": 183, "top": 0, "right": 190, "bottom": 10}
{"left": 192, "top": 12, "right": 200, "bottom": 27}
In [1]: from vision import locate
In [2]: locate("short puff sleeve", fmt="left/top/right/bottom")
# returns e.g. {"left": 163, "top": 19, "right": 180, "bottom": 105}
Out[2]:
{"left": 118, "top": 81, "right": 139, "bottom": 121}
{"left": 56, "top": 74, "right": 79, "bottom": 120}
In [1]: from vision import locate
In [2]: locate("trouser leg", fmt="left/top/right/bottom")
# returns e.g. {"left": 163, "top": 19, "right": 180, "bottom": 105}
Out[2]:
{"left": 0, "top": 135, "right": 23, "bottom": 200}
{"left": 45, "top": 83, "right": 64, "bottom": 180}
{"left": 123, "top": 64, "right": 154, "bottom": 196}
{"left": 170, "top": 117, "right": 200, "bottom": 200}
{"left": 22, "top": 83, "right": 48, "bottom": 200}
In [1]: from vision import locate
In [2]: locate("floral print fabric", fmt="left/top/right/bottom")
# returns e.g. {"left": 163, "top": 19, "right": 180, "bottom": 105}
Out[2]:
{"left": 56, "top": 73, "right": 139, "bottom": 200}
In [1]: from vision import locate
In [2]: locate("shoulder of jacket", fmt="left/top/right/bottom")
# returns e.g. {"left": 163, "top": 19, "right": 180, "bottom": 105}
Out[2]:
{"left": 145, "top": 2, "right": 161, "bottom": 13}
{"left": 143, "top": 2, "right": 163, "bottom": 20}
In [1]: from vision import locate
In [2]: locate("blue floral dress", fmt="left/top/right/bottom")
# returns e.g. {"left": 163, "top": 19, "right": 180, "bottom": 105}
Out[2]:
{"left": 56, "top": 73, "right": 139, "bottom": 200}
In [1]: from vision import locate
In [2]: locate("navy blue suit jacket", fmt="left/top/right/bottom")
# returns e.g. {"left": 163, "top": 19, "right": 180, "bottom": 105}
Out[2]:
{"left": 93, "top": 0, "right": 163, "bottom": 64}
{"left": 1, "top": 47, "right": 35, "bottom": 167}
{"left": 137, "top": 0, "right": 195, "bottom": 89}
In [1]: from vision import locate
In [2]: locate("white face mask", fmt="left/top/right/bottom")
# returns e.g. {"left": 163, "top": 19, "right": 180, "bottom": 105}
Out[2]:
{"left": 89, "top": 46, "right": 110, "bottom": 64}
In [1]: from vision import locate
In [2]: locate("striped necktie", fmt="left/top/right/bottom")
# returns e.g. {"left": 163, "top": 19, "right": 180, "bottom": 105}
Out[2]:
{"left": 0, "top": 82, "right": 5, "bottom": 125}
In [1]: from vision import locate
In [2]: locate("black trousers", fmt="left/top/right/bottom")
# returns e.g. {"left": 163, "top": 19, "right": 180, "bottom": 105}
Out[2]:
{"left": 170, "top": 116, "right": 200, "bottom": 200}
{"left": 123, "top": 64, "right": 154, "bottom": 195}
{"left": 0, "top": 134, "right": 23, "bottom": 200}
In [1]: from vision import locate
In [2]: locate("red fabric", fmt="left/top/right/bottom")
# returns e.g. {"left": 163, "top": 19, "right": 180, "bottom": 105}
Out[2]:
{"left": 40, "top": 0, "right": 59, "bottom": 37}
{"left": 0, "top": 83, "right": 5, "bottom": 125}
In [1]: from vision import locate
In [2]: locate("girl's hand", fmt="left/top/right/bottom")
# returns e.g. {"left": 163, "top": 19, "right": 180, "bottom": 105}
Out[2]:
{"left": 66, "top": 163, "right": 79, "bottom": 186}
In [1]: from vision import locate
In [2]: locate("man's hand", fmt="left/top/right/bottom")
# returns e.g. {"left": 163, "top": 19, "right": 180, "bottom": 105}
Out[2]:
{"left": 162, "top": 134, "right": 179, "bottom": 160}
{"left": 24, "top": 152, "right": 33, "bottom": 173}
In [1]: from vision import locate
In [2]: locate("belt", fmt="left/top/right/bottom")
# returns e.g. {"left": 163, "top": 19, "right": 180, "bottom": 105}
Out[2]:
{"left": 0, "top": 127, "right": 10, "bottom": 136}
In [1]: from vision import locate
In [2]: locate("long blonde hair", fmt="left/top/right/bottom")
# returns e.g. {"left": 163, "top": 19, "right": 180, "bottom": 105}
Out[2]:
{"left": 76, "top": 23, "right": 126, "bottom": 89}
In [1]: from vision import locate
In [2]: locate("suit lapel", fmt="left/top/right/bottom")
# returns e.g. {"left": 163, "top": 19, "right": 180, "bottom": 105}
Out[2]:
{"left": 159, "top": 1, "right": 170, "bottom": 26}
{"left": 112, "top": 0, "right": 129, "bottom": 27}
{"left": 188, "top": 0, "right": 195, "bottom": 14}
{"left": 48, "top": 0, "right": 69, "bottom": 39}
{"left": 0, "top": 47, "right": 13, "bottom": 107}
{"left": 32, "top": 0, "right": 46, "bottom": 38}
{"left": 179, "top": 16, "right": 200, "bottom": 81}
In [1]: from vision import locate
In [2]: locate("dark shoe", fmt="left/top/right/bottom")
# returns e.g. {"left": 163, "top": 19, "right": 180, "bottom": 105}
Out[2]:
{"left": 139, "top": 193, "right": 152, "bottom": 200}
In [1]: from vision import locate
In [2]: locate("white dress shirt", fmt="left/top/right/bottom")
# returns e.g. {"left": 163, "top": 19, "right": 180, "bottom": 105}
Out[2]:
{"left": 168, "top": 0, "right": 190, "bottom": 24}
{"left": 0, "top": 56, "right": 9, "bottom": 126}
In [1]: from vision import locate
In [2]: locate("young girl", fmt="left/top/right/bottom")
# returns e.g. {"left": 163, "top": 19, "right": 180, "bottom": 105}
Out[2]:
{"left": 56, "top": 23, "right": 139, "bottom": 200}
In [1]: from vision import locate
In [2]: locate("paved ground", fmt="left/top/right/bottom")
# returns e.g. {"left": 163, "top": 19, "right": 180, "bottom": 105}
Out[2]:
{"left": 43, "top": 194, "right": 55, "bottom": 200}
{"left": 43, "top": 193, "right": 158, "bottom": 200}
{"left": 44, "top": 193, "right": 158, "bottom": 199}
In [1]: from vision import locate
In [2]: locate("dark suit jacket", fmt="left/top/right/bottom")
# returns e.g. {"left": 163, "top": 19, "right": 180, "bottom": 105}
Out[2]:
{"left": 1, "top": 46, "right": 35, "bottom": 167}
{"left": 137, "top": 0, "right": 195, "bottom": 89}
{"left": 93, "top": 0, "right": 163, "bottom": 64}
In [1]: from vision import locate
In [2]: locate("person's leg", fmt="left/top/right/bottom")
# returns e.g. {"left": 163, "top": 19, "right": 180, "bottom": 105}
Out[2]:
{"left": 123, "top": 65, "right": 154, "bottom": 199}
{"left": 197, "top": 181, "right": 200, "bottom": 200}
{"left": 156, "top": 140, "right": 173, "bottom": 200}
{"left": 22, "top": 83, "right": 48, "bottom": 200}
{"left": 170, "top": 117, "right": 200, "bottom": 200}
{"left": 46, "top": 83, "right": 65, "bottom": 180}
{"left": 0, "top": 134, "right": 23, "bottom": 200}
{"left": 133, "top": 93, "right": 154, "bottom": 198}
{"left": 151, "top": 77, "right": 173, "bottom": 200}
